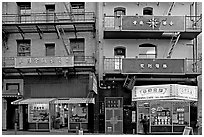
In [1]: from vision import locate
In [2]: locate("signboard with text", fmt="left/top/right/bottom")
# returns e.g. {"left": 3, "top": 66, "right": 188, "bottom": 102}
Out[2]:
{"left": 122, "top": 16, "right": 185, "bottom": 31}
{"left": 15, "top": 56, "right": 74, "bottom": 68}
{"left": 122, "top": 59, "right": 184, "bottom": 74}
{"left": 132, "top": 84, "right": 198, "bottom": 101}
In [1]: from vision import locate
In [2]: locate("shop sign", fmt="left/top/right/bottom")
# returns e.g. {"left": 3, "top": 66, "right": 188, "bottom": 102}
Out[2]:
{"left": 122, "top": 59, "right": 184, "bottom": 74}
{"left": 122, "top": 16, "right": 185, "bottom": 31}
{"left": 15, "top": 56, "right": 74, "bottom": 68}
{"left": 132, "top": 84, "right": 198, "bottom": 101}
{"left": 132, "top": 84, "right": 171, "bottom": 101}
{"left": 176, "top": 85, "right": 197, "bottom": 101}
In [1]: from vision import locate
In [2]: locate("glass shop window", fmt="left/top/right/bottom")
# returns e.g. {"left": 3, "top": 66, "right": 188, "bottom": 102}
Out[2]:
{"left": 69, "top": 104, "right": 88, "bottom": 123}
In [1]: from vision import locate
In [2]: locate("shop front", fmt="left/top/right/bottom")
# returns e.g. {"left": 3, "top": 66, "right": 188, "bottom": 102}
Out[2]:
{"left": 132, "top": 84, "right": 198, "bottom": 134}
{"left": 52, "top": 98, "right": 95, "bottom": 132}
{"left": 12, "top": 98, "right": 57, "bottom": 131}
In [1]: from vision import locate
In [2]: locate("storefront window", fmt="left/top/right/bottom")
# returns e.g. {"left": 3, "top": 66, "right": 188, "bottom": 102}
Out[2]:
{"left": 150, "top": 101, "right": 172, "bottom": 126}
{"left": 69, "top": 104, "right": 88, "bottom": 123}
{"left": 28, "top": 104, "right": 49, "bottom": 123}
{"left": 172, "top": 102, "right": 190, "bottom": 125}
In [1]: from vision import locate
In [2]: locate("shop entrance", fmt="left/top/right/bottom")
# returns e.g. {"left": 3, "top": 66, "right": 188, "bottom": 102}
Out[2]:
{"left": 6, "top": 97, "right": 19, "bottom": 129}
{"left": 137, "top": 101, "right": 150, "bottom": 134}
{"left": 53, "top": 104, "right": 69, "bottom": 131}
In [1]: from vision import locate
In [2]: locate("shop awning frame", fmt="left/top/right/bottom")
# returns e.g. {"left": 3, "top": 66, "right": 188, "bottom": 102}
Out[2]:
{"left": 11, "top": 98, "right": 57, "bottom": 105}
{"left": 54, "top": 98, "right": 95, "bottom": 104}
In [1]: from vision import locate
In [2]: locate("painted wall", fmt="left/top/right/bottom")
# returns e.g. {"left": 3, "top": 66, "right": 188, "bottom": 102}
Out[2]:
{"left": 103, "top": 39, "right": 193, "bottom": 59}
{"left": 103, "top": 2, "right": 193, "bottom": 16}
{"left": 2, "top": 2, "right": 96, "bottom": 14}
{"left": 23, "top": 75, "right": 89, "bottom": 98}
{"left": 3, "top": 32, "right": 95, "bottom": 58}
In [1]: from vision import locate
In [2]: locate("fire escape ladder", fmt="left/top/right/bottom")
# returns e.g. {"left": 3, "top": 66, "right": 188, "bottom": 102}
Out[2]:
{"left": 56, "top": 25, "right": 71, "bottom": 55}
{"left": 167, "top": 32, "right": 181, "bottom": 58}
{"left": 123, "top": 75, "right": 136, "bottom": 90}
{"left": 63, "top": 2, "right": 77, "bottom": 39}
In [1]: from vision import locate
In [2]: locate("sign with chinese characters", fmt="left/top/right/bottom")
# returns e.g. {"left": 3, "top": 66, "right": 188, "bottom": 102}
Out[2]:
{"left": 15, "top": 56, "right": 74, "bottom": 68}
{"left": 132, "top": 84, "right": 198, "bottom": 101}
{"left": 132, "top": 84, "right": 172, "bottom": 101}
{"left": 122, "top": 59, "right": 184, "bottom": 74}
{"left": 176, "top": 84, "right": 197, "bottom": 101}
{"left": 122, "top": 16, "right": 185, "bottom": 31}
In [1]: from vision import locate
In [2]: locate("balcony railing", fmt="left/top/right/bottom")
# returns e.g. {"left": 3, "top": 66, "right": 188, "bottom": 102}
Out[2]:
{"left": 104, "top": 15, "right": 202, "bottom": 31}
{"left": 2, "top": 56, "right": 95, "bottom": 68}
{"left": 2, "top": 12, "right": 95, "bottom": 24}
{"left": 104, "top": 58, "right": 202, "bottom": 74}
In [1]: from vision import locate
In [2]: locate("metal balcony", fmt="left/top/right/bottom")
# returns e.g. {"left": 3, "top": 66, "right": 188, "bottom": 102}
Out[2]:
{"left": 104, "top": 15, "right": 202, "bottom": 39}
{"left": 2, "top": 12, "right": 95, "bottom": 34}
{"left": 2, "top": 56, "right": 95, "bottom": 76}
{"left": 103, "top": 58, "right": 201, "bottom": 75}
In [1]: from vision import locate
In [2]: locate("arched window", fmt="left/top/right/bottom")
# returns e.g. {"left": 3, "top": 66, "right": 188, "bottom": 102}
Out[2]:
{"left": 143, "top": 7, "right": 153, "bottom": 15}
{"left": 114, "top": 46, "right": 126, "bottom": 57}
{"left": 114, "top": 7, "right": 126, "bottom": 16}
{"left": 139, "top": 44, "right": 156, "bottom": 58}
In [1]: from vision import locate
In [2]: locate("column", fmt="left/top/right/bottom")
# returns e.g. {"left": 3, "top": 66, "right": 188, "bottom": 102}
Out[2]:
{"left": 2, "top": 98, "right": 7, "bottom": 130}
{"left": 19, "top": 105, "right": 23, "bottom": 130}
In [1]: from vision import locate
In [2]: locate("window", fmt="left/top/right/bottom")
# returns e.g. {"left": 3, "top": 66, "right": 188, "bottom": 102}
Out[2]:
{"left": 17, "top": 2, "right": 31, "bottom": 22}
{"left": 114, "top": 7, "right": 126, "bottom": 16}
{"left": 70, "top": 38, "right": 85, "bottom": 61}
{"left": 45, "top": 43, "right": 55, "bottom": 56}
{"left": 114, "top": 47, "right": 126, "bottom": 57}
{"left": 17, "top": 40, "right": 31, "bottom": 56}
{"left": 143, "top": 7, "right": 153, "bottom": 15}
{"left": 45, "top": 4, "right": 55, "bottom": 11}
{"left": 139, "top": 44, "right": 156, "bottom": 58}
{"left": 70, "top": 2, "right": 85, "bottom": 9}
{"left": 6, "top": 83, "right": 20, "bottom": 92}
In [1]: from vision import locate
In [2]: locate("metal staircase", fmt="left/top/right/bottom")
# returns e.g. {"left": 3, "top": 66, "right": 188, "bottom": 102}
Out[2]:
{"left": 55, "top": 2, "right": 75, "bottom": 55}
{"left": 167, "top": 32, "right": 181, "bottom": 58}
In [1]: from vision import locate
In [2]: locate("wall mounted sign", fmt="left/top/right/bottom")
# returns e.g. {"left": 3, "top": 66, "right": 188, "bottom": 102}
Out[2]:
{"left": 122, "top": 16, "right": 185, "bottom": 31}
{"left": 132, "top": 84, "right": 197, "bottom": 101}
{"left": 15, "top": 56, "right": 74, "bottom": 68}
{"left": 122, "top": 59, "right": 184, "bottom": 74}
{"left": 89, "top": 73, "right": 98, "bottom": 94}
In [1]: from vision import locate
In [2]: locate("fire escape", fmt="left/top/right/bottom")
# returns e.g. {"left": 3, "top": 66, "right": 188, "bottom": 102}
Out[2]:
{"left": 2, "top": 2, "right": 96, "bottom": 76}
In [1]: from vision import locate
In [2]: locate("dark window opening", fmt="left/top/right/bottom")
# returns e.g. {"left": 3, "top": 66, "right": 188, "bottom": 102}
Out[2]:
{"left": 6, "top": 83, "right": 20, "bottom": 92}
{"left": 17, "top": 40, "right": 31, "bottom": 56}
{"left": 45, "top": 43, "right": 55, "bottom": 56}
{"left": 114, "top": 7, "right": 126, "bottom": 16}
{"left": 45, "top": 4, "right": 55, "bottom": 11}
{"left": 143, "top": 7, "right": 153, "bottom": 15}
{"left": 17, "top": 2, "right": 31, "bottom": 10}
{"left": 114, "top": 47, "right": 126, "bottom": 57}
{"left": 70, "top": 2, "right": 85, "bottom": 9}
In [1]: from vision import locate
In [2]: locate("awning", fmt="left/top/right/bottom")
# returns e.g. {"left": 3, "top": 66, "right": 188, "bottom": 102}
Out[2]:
{"left": 54, "top": 98, "right": 95, "bottom": 104}
{"left": 11, "top": 98, "right": 57, "bottom": 105}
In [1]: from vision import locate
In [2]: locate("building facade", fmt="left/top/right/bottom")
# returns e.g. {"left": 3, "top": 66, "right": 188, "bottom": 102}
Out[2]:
{"left": 96, "top": 2, "right": 202, "bottom": 134}
{"left": 2, "top": 2, "right": 202, "bottom": 135}
{"left": 2, "top": 2, "right": 97, "bottom": 132}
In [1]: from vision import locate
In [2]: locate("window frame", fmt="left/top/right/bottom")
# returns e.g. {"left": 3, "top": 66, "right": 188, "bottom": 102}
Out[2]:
{"left": 45, "top": 43, "right": 55, "bottom": 56}
{"left": 139, "top": 44, "right": 157, "bottom": 58}
{"left": 143, "top": 7, "right": 153, "bottom": 15}
{"left": 70, "top": 38, "right": 85, "bottom": 61}
{"left": 114, "top": 7, "right": 126, "bottom": 16}
{"left": 17, "top": 39, "right": 31, "bottom": 56}
{"left": 114, "top": 46, "right": 126, "bottom": 57}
